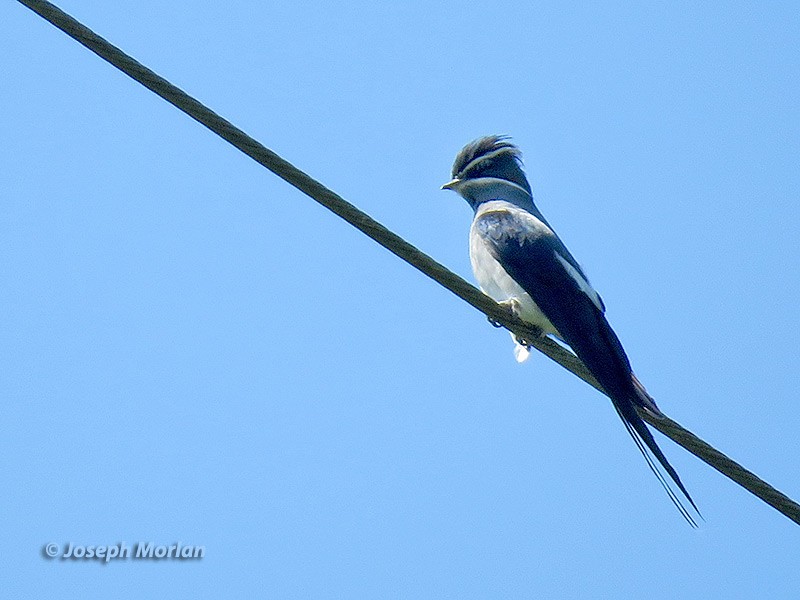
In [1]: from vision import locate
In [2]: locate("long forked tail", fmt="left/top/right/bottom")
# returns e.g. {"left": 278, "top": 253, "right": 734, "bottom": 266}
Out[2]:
{"left": 614, "top": 395, "right": 701, "bottom": 527}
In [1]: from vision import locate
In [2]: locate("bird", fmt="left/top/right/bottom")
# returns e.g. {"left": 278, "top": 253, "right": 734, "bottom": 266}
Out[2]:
{"left": 442, "top": 135, "right": 699, "bottom": 525}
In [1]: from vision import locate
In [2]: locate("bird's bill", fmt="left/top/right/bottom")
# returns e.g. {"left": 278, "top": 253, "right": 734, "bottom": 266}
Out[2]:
{"left": 441, "top": 178, "right": 462, "bottom": 190}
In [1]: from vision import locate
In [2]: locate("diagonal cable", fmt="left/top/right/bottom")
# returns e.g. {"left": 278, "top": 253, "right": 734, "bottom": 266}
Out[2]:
{"left": 16, "top": 0, "right": 800, "bottom": 526}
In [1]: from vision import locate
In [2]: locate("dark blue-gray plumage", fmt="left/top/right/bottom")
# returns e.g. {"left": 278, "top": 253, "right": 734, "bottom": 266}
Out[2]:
{"left": 443, "top": 135, "right": 699, "bottom": 525}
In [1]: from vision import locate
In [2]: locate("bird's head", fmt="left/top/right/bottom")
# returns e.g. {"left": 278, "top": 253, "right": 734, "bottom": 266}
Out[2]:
{"left": 442, "top": 136, "right": 532, "bottom": 209}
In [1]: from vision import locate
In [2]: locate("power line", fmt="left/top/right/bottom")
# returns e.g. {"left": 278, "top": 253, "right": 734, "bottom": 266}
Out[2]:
{"left": 17, "top": 0, "right": 800, "bottom": 526}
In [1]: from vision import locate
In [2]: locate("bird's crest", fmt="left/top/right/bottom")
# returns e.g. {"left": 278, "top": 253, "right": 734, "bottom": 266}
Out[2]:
{"left": 450, "top": 135, "right": 531, "bottom": 195}
{"left": 451, "top": 135, "right": 523, "bottom": 178}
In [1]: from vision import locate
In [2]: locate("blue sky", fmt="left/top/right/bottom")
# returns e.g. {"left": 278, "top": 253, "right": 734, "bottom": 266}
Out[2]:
{"left": 3, "top": 0, "right": 799, "bottom": 597}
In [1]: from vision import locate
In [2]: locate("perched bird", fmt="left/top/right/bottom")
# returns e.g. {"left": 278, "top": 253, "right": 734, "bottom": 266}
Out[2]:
{"left": 442, "top": 135, "right": 699, "bottom": 524}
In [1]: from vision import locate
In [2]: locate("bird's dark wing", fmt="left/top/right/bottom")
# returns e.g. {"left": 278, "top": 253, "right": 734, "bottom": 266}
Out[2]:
{"left": 475, "top": 209, "right": 699, "bottom": 524}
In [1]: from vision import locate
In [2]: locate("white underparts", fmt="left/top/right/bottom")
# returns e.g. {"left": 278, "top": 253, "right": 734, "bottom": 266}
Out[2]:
{"left": 469, "top": 203, "right": 562, "bottom": 362}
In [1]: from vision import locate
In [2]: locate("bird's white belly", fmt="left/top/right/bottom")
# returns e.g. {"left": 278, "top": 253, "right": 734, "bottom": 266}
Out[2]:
{"left": 469, "top": 229, "right": 560, "bottom": 337}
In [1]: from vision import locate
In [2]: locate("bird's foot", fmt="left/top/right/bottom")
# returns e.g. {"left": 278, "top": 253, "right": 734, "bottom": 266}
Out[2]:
{"left": 513, "top": 329, "right": 543, "bottom": 348}
{"left": 488, "top": 297, "right": 525, "bottom": 327}
{"left": 499, "top": 297, "right": 524, "bottom": 315}
{"left": 488, "top": 297, "right": 545, "bottom": 363}
{"left": 511, "top": 326, "right": 544, "bottom": 362}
